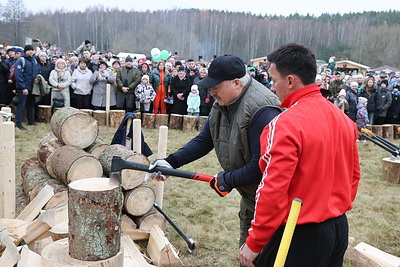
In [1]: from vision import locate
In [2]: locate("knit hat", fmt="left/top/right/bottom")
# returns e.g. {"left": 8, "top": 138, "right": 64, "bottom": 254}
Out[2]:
{"left": 55, "top": 58, "right": 66, "bottom": 68}
{"left": 14, "top": 48, "right": 23, "bottom": 54}
{"left": 350, "top": 82, "right": 359, "bottom": 88}
{"left": 358, "top": 97, "right": 368, "bottom": 104}
{"left": 24, "top": 45, "right": 34, "bottom": 52}
{"left": 70, "top": 56, "right": 79, "bottom": 62}
{"left": 338, "top": 89, "right": 346, "bottom": 97}
{"left": 315, "top": 74, "right": 322, "bottom": 81}
{"left": 125, "top": 56, "right": 133, "bottom": 62}
{"left": 133, "top": 62, "right": 139, "bottom": 67}
{"left": 38, "top": 52, "right": 48, "bottom": 58}
{"left": 141, "top": 75, "right": 149, "bottom": 81}
{"left": 380, "top": 80, "right": 388, "bottom": 86}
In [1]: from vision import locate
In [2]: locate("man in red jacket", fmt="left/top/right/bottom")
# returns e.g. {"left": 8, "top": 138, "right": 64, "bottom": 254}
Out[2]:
{"left": 239, "top": 43, "right": 360, "bottom": 267}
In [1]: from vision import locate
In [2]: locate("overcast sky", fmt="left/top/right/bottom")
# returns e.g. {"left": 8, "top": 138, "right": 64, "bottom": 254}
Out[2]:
{"left": 21, "top": 0, "right": 400, "bottom": 16}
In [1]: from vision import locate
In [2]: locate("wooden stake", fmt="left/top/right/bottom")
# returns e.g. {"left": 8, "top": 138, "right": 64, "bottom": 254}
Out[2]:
{"left": 155, "top": 126, "right": 168, "bottom": 208}
{"left": 106, "top": 84, "right": 111, "bottom": 127}
{"left": 126, "top": 117, "right": 133, "bottom": 150}
{"left": 0, "top": 115, "right": 4, "bottom": 218}
{"left": 2, "top": 121, "right": 15, "bottom": 219}
{"left": 133, "top": 119, "right": 142, "bottom": 154}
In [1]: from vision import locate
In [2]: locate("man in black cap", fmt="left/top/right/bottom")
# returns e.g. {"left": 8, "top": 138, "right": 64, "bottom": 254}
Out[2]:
{"left": 148, "top": 54, "right": 281, "bottom": 252}
{"left": 116, "top": 55, "right": 141, "bottom": 112}
{"left": 14, "top": 45, "right": 40, "bottom": 130}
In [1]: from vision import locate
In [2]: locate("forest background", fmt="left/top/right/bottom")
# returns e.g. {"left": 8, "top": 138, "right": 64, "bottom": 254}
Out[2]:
{"left": 1, "top": 0, "right": 400, "bottom": 68}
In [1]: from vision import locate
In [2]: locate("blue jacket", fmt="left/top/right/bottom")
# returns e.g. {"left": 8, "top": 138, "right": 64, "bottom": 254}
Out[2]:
{"left": 14, "top": 55, "right": 40, "bottom": 92}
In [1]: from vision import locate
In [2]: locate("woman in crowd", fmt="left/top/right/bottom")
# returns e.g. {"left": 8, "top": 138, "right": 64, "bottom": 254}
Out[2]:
{"left": 71, "top": 58, "right": 93, "bottom": 109}
{"left": 346, "top": 81, "right": 359, "bottom": 122}
{"left": 193, "top": 67, "right": 214, "bottom": 116}
{"left": 359, "top": 76, "right": 378, "bottom": 124}
{"left": 170, "top": 66, "right": 192, "bottom": 115}
{"left": 90, "top": 61, "right": 116, "bottom": 110}
{"left": 150, "top": 60, "right": 172, "bottom": 114}
{"left": 49, "top": 58, "right": 72, "bottom": 107}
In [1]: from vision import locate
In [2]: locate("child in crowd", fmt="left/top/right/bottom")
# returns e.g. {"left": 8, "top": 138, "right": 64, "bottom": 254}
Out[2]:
{"left": 356, "top": 97, "right": 369, "bottom": 142}
{"left": 334, "top": 89, "right": 349, "bottom": 113}
{"left": 135, "top": 75, "right": 155, "bottom": 113}
{"left": 186, "top": 84, "right": 201, "bottom": 117}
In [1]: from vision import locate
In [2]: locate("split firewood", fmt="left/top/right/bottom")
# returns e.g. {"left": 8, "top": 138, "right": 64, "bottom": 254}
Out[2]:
{"left": 121, "top": 235, "right": 155, "bottom": 267}
{"left": 16, "top": 185, "right": 54, "bottom": 222}
{"left": 0, "top": 231, "right": 21, "bottom": 267}
{"left": 17, "top": 245, "right": 42, "bottom": 267}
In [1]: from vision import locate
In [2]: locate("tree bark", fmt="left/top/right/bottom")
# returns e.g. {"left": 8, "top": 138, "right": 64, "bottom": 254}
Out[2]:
{"left": 93, "top": 110, "right": 106, "bottom": 126}
{"left": 169, "top": 114, "right": 183, "bottom": 130}
{"left": 36, "top": 105, "right": 52, "bottom": 123}
{"left": 142, "top": 113, "right": 155, "bottom": 129}
{"left": 182, "top": 115, "right": 197, "bottom": 132}
{"left": 20, "top": 156, "right": 41, "bottom": 180}
{"left": 382, "top": 124, "right": 394, "bottom": 139}
{"left": 22, "top": 164, "right": 53, "bottom": 198}
{"left": 109, "top": 110, "right": 125, "bottom": 128}
{"left": 68, "top": 178, "right": 123, "bottom": 261}
{"left": 155, "top": 114, "right": 169, "bottom": 128}
{"left": 50, "top": 107, "right": 98, "bottom": 149}
{"left": 381, "top": 157, "right": 400, "bottom": 184}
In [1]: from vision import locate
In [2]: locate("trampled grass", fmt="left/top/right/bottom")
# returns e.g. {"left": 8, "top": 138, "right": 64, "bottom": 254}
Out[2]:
{"left": 14, "top": 122, "right": 400, "bottom": 266}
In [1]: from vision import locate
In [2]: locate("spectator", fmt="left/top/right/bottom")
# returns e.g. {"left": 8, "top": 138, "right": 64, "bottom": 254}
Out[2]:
{"left": 356, "top": 97, "right": 369, "bottom": 141}
{"left": 35, "top": 51, "right": 52, "bottom": 105}
{"left": 49, "top": 58, "right": 72, "bottom": 108}
{"left": 90, "top": 61, "right": 116, "bottom": 110}
{"left": 139, "top": 63, "right": 151, "bottom": 77}
{"left": 14, "top": 45, "right": 41, "bottom": 130}
{"left": 375, "top": 80, "right": 392, "bottom": 125}
{"left": 135, "top": 75, "right": 155, "bottom": 113}
{"left": 329, "top": 71, "right": 347, "bottom": 98}
{"left": 359, "top": 77, "right": 378, "bottom": 124}
{"left": 194, "top": 67, "right": 214, "bottom": 116}
{"left": 185, "top": 59, "right": 199, "bottom": 82}
{"left": 335, "top": 89, "right": 349, "bottom": 113}
{"left": 186, "top": 84, "right": 200, "bottom": 117}
{"left": 0, "top": 50, "right": 9, "bottom": 104}
{"left": 385, "top": 83, "right": 400, "bottom": 124}
{"left": 346, "top": 82, "right": 359, "bottom": 122}
{"left": 76, "top": 40, "right": 95, "bottom": 54}
{"left": 116, "top": 56, "right": 141, "bottom": 112}
{"left": 87, "top": 53, "right": 100, "bottom": 72}
{"left": 171, "top": 66, "right": 192, "bottom": 115}
{"left": 327, "top": 56, "right": 336, "bottom": 73}
{"left": 71, "top": 58, "right": 93, "bottom": 109}
{"left": 149, "top": 61, "right": 172, "bottom": 114}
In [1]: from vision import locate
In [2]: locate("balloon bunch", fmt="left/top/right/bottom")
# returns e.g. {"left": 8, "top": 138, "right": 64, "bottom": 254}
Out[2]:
{"left": 151, "top": 48, "right": 170, "bottom": 62}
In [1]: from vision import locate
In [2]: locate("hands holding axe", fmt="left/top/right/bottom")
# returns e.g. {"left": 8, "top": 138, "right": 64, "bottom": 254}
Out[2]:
{"left": 146, "top": 159, "right": 231, "bottom": 197}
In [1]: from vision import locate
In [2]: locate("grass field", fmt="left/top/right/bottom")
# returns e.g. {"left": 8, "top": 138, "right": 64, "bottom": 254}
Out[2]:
{"left": 13, "top": 122, "right": 400, "bottom": 266}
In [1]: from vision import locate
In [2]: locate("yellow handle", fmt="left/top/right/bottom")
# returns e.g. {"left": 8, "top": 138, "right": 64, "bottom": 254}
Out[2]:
{"left": 273, "top": 198, "right": 303, "bottom": 267}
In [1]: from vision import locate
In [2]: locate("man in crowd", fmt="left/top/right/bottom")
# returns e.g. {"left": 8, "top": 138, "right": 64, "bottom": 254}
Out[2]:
{"left": 148, "top": 54, "right": 281, "bottom": 254}
{"left": 116, "top": 55, "right": 141, "bottom": 112}
{"left": 239, "top": 43, "right": 360, "bottom": 267}
{"left": 329, "top": 71, "right": 347, "bottom": 98}
{"left": 14, "top": 45, "right": 41, "bottom": 130}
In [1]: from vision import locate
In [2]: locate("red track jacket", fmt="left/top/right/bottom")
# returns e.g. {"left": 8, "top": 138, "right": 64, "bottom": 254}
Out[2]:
{"left": 246, "top": 84, "right": 360, "bottom": 253}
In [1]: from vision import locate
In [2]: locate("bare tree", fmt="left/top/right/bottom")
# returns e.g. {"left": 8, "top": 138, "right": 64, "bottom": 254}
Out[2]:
{"left": 2, "top": 0, "right": 27, "bottom": 45}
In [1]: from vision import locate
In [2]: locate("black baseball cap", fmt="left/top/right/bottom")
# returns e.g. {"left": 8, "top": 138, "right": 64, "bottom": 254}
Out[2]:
{"left": 197, "top": 55, "right": 246, "bottom": 88}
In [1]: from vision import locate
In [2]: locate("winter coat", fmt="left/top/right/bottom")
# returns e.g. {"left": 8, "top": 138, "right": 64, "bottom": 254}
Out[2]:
{"left": 194, "top": 76, "right": 214, "bottom": 116}
{"left": 345, "top": 89, "right": 358, "bottom": 122}
{"left": 186, "top": 89, "right": 201, "bottom": 113}
{"left": 90, "top": 69, "right": 116, "bottom": 107}
{"left": 385, "top": 90, "right": 400, "bottom": 123}
{"left": 375, "top": 87, "right": 392, "bottom": 117}
{"left": 149, "top": 69, "right": 172, "bottom": 93}
{"left": 49, "top": 68, "right": 72, "bottom": 91}
{"left": 359, "top": 86, "right": 378, "bottom": 113}
{"left": 135, "top": 83, "right": 155, "bottom": 103}
{"left": 116, "top": 66, "right": 141, "bottom": 93}
{"left": 329, "top": 79, "right": 347, "bottom": 98}
{"left": 37, "top": 60, "right": 53, "bottom": 81}
{"left": 71, "top": 67, "right": 93, "bottom": 95}
{"left": 356, "top": 103, "right": 369, "bottom": 129}
{"left": 171, "top": 75, "right": 192, "bottom": 115}
{"left": 14, "top": 55, "right": 40, "bottom": 92}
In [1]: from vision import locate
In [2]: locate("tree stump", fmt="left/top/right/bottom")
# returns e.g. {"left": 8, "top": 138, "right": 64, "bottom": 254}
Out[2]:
{"left": 98, "top": 144, "right": 150, "bottom": 190}
{"left": 394, "top": 124, "right": 400, "bottom": 140}
{"left": 124, "top": 186, "right": 155, "bottom": 216}
{"left": 37, "top": 105, "right": 52, "bottom": 123}
{"left": 49, "top": 145, "right": 103, "bottom": 185}
{"left": 68, "top": 178, "right": 123, "bottom": 261}
{"left": 142, "top": 113, "right": 155, "bottom": 129}
{"left": 109, "top": 110, "right": 125, "bottom": 128}
{"left": 198, "top": 116, "right": 208, "bottom": 131}
{"left": 92, "top": 110, "right": 106, "bottom": 126}
{"left": 20, "top": 156, "right": 41, "bottom": 179}
{"left": 381, "top": 157, "right": 400, "bottom": 184}
{"left": 42, "top": 238, "right": 123, "bottom": 267}
{"left": 182, "top": 115, "right": 198, "bottom": 132}
{"left": 79, "top": 109, "right": 93, "bottom": 116}
{"left": 169, "top": 114, "right": 183, "bottom": 130}
{"left": 84, "top": 138, "right": 109, "bottom": 159}
{"left": 382, "top": 124, "right": 394, "bottom": 139}
{"left": 134, "top": 207, "right": 166, "bottom": 232}
{"left": 155, "top": 114, "right": 169, "bottom": 128}
{"left": 50, "top": 107, "right": 98, "bottom": 149}
{"left": 366, "top": 125, "right": 383, "bottom": 137}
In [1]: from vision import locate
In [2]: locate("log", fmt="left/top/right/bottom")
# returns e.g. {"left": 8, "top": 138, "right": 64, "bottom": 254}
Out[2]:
{"left": 41, "top": 238, "right": 124, "bottom": 267}
{"left": 37, "top": 134, "right": 64, "bottom": 177}
{"left": 155, "top": 114, "right": 169, "bottom": 128}
{"left": 79, "top": 109, "right": 93, "bottom": 116}
{"left": 182, "top": 115, "right": 198, "bottom": 132}
{"left": 147, "top": 224, "right": 183, "bottom": 267}
{"left": 49, "top": 145, "right": 103, "bottom": 185}
{"left": 382, "top": 124, "right": 394, "bottom": 139}
{"left": 84, "top": 138, "right": 109, "bottom": 159}
{"left": 198, "top": 116, "right": 208, "bottom": 131}
{"left": 109, "top": 109, "right": 126, "bottom": 128}
{"left": 394, "top": 124, "right": 400, "bottom": 140}
{"left": 121, "top": 214, "right": 137, "bottom": 231}
{"left": 366, "top": 125, "right": 383, "bottom": 137}
{"left": 30, "top": 178, "right": 67, "bottom": 202}
{"left": 68, "top": 178, "right": 123, "bottom": 261}
{"left": 142, "top": 113, "right": 155, "bottom": 129}
{"left": 98, "top": 144, "right": 150, "bottom": 190}
{"left": 20, "top": 156, "right": 41, "bottom": 180}
{"left": 134, "top": 207, "right": 166, "bottom": 232}
{"left": 381, "top": 157, "right": 400, "bottom": 184}
{"left": 92, "top": 110, "right": 106, "bottom": 126}
{"left": 169, "top": 114, "right": 183, "bottom": 130}
{"left": 22, "top": 164, "right": 53, "bottom": 198}
{"left": 50, "top": 107, "right": 98, "bottom": 149}
{"left": 36, "top": 105, "right": 52, "bottom": 123}
{"left": 124, "top": 186, "right": 156, "bottom": 216}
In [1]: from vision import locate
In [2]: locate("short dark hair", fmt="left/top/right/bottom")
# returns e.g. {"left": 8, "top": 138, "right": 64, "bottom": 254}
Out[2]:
{"left": 267, "top": 43, "right": 316, "bottom": 86}
{"left": 79, "top": 58, "right": 88, "bottom": 64}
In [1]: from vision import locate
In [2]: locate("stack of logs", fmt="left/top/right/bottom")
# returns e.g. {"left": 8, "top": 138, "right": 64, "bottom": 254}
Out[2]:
{"left": 0, "top": 107, "right": 183, "bottom": 266}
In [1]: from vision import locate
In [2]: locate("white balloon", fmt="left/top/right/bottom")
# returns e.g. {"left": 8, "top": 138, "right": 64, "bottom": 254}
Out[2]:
{"left": 151, "top": 48, "right": 160, "bottom": 58}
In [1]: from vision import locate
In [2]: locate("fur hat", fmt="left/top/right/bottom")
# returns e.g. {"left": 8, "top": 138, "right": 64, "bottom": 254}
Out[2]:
{"left": 141, "top": 75, "right": 149, "bottom": 81}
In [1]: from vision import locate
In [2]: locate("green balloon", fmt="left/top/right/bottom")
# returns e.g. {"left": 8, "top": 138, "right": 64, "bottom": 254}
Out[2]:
{"left": 152, "top": 56, "right": 161, "bottom": 62}
{"left": 159, "top": 50, "right": 170, "bottom": 61}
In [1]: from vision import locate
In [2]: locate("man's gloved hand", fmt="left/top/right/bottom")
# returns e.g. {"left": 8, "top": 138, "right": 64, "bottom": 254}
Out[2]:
{"left": 208, "top": 172, "right": 232, "bottom": 197}
{"left": 144, "top": 159, "right": 173, "bottom": 182}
